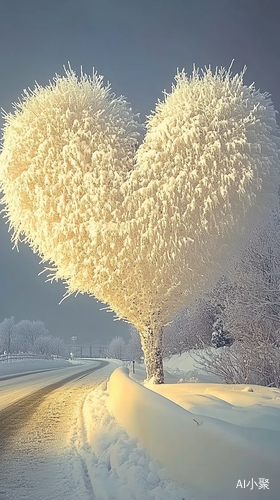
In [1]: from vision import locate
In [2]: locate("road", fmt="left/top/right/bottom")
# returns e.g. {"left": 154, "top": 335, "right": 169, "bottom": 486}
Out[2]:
{"left": 0, "top": 360, "right": 114, "bottom": 500}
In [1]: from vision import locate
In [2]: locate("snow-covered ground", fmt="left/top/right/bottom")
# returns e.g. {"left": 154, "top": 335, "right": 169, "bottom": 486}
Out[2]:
{"left": 163, "top": 350, "right": 223, "bottom": 383}
{"left": 1, "top": 354, "right": 280, "bottom": 499}
{"left": 0, "top": 358, "right": 116, "bottom": 500}
{"left": 80, "top": 353, "right": 280, "bottom": 500}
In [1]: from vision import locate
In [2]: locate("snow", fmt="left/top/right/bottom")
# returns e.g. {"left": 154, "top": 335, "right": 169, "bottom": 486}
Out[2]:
{"left": 1, "top": 355, "right": 280, "bottom": 499}
{"left": 0, "top": 357, "right": 90, "bottom": 411}
{"left": 0, "top": 357, "right": 76, "bottom": 379}
{"left": 0, "top": 358, "right": 116, "bottom": 500}
{"left": 79, "top": 356, "right": 280, "bottom": 500}
{"left": 163, "top": 350, "right": 223, "bottom": 382}
{"left": 80, "top": 379, "right": 187, "bottom": 500}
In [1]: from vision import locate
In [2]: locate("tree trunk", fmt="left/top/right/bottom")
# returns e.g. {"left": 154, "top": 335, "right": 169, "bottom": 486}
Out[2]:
{"left": 140, "top": 328, "right": 164, "bottom": 384}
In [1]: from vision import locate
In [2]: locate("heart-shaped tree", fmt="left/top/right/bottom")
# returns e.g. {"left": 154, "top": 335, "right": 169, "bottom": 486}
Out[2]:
{"left": 0, "top": 65, "right": 279, "bottom": 383}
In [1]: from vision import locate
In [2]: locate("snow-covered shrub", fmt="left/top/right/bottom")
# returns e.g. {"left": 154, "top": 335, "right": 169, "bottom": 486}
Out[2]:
{"left": 194, "top": 340, "right": 280, "bottom": 387}
{"left": 1, "top": 64, "right": 280, "bottom": 383}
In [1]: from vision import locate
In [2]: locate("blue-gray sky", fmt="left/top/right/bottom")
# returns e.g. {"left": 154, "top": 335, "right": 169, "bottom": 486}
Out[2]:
{"left": 0, "top": 0, "right": 280, "bottom": 345}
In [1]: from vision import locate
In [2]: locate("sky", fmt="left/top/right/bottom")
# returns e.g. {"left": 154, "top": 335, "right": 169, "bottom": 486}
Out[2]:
{"left": 0, "top": 0, "right": 280, "bottom": 346}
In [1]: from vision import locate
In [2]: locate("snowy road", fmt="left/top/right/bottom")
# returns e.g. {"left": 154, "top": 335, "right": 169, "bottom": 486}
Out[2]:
{"left": 0, "top": 360, "right": 115, "bottom": 500}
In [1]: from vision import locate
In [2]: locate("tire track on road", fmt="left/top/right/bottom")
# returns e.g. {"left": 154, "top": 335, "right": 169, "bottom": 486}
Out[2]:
{"left": 0, "top": 361, "right": 109, "bottom": 500}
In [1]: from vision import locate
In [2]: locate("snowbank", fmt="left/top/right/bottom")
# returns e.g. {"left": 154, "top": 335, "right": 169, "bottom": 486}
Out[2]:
{"left": 106, "top": 367, "right": 280, "bottom": 499}
{"left": 81, "top": 377, "right": 189, "bottom": 500}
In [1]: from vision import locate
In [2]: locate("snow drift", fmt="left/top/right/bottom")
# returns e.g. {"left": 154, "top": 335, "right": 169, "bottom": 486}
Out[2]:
{"left": 107, "top": 367, "right": 280, "bottom": 499}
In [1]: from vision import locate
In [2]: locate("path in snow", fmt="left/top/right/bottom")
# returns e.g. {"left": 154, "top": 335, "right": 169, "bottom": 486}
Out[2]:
{"left": 0, "top": 361, "right": 112, "bottom": 500}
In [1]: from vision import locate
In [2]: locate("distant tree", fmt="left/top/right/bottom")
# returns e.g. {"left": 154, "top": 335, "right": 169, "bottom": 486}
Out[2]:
{"left": 127, "top": 326, "right": 143, "bottom": 361}
{"left": 163, "top": 298, "right": 214, "bottom": 357}
{"left": 51, "top": 337, "right": 67, "bottom": 358}
{"left": 0, "top": 316, "right": 65, "bottom": 358}
{"left": 202, "top": 274, "right": 234, "bottom": 348}
{"left": 0, "top": 316, "right": 15, "bottom": 354}
{"left": 34, "top": 335, "right": 66, "bottom": 357}
{"left": 34, "top": 335, "right": 52, "bottom": 357}
{"left": 108, "top": 336, "right": 127, "bottom": 360}
{"left": 223, "top": 208, "right": 280, "bottom": 348}
{"left": 163, "top": 309, "right": 190, "bottom": 358}
{"left": 1, "top": 65, "right": 279, "bottom": 383}
{"left": 195, "top": 208, "right": 280, "bottom": 386}
{"left": 188, "top": 298, "right": 215, "bottom": 349}
{"left": 211, "top": 319, "right": 233, "bottom": 348}
{"left": 13, "top": 320, "right": 48, "bottom": 353}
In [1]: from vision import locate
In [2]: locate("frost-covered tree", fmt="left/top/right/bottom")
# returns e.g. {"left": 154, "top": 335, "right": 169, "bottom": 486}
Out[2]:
{"left": 211, "top": 320, "right": 233, "bottom": 348}
{"left": 195, "top": 208, "right": 280, "bottom": 386}
{"left": 201, "top": 274, "right": 235, "bottom": 348}
{"left": 187, "top": 298, "right": 215, "bottom": 349}
{"left": 108, "top": 336, "right": 127, "bottom": 360}
{"left": 224, "top": 208, "right": 280, "bottom": 347}
{"left": 51, "top": 336, "right": 67, "bottom": 358}
{"left": 13, "top": 320, "right": 48, "bottom": 353}
{"left": 0, "top": 316, "right": 63, "bottom": 357}
{"left": 127, "top": 326, "right": 143, "bottom": 361}
{"left": 33, "top": 335, "right": 52, "bottom": 357}
{"left": 162, "top": 309, "right": 191, "bottom": 357}
{"left": 0, "top": 316, "right": 15, "bottom": 353}
{"left": 0, "top": 65, "right": 280, "bottom": 383}
{"left": 34, "top": 335, "right": 66, "bottom": 357}
{"left": 208, "top": 278, "right": 234, "bottom": 348}
{"left": 163, "top": 298, "right": 214, "bottom": 357}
